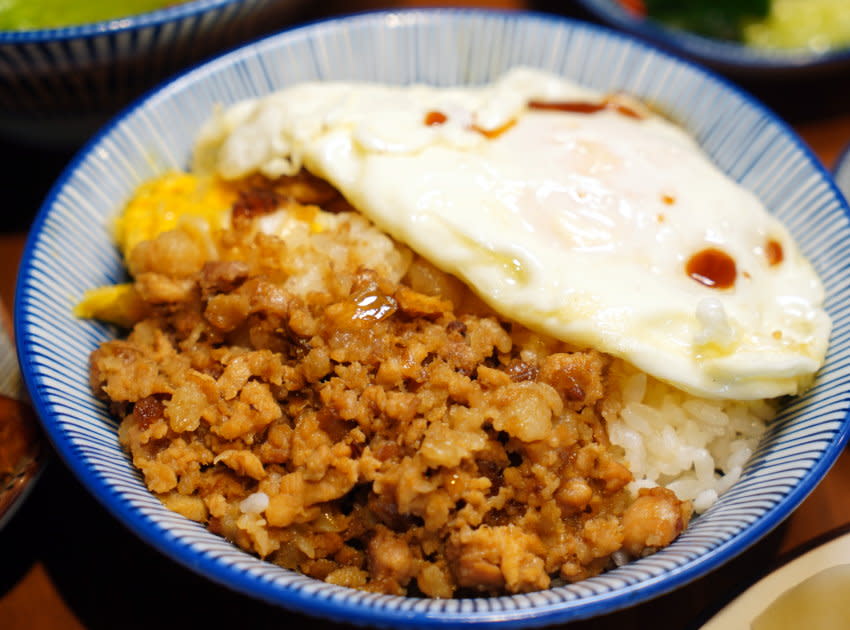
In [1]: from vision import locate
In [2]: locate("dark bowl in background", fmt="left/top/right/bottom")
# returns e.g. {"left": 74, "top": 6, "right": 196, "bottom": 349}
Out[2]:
{"left": 0, "top": 0, "right": 312, "bottom": 233}
{"left": 0, "top": 0, "right": 307, "bottom": 148}
{"left": 548, "top": 0, "right": 850, "bottom": 124}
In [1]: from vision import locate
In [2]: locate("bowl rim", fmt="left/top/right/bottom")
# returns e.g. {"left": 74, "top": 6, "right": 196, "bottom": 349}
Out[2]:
{"left": 833, "top": 140, "right": 850, "bottom": 179}
{"left": 0, "top": 0, "right": 256, "bottom": 43}
{"left": 574, "top": 0, "right": 850, "bottom": 72}
{"left": 14, "top": 7, "right": 850, "bottom": 628}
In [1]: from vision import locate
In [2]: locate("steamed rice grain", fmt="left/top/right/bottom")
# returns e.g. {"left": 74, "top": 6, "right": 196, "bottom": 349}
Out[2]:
{"left": 606, "top": 361, "right": 773, "bottom": 511}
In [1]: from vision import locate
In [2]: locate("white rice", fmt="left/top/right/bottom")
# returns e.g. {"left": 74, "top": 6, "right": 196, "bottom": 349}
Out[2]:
{"left": 239, "top": 491, "right": 270, "bottom": 514}
{"left": 605, "top": 360, "right": 775, "bottom": 513}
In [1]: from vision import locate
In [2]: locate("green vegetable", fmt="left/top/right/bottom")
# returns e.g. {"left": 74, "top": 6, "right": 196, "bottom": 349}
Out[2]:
{"left": 0, "top": 0, "right": 184, "bottom": 31}
{"left": 644, "top": 0, "right": 770, "bottom": 41}
{"left": 744, "top": 0, "right": 850, "bottom": 52}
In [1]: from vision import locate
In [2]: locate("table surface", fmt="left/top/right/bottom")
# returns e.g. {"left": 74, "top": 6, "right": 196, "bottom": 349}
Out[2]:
{"left": 3, "top": 2, "right": 850, "bottom": 629}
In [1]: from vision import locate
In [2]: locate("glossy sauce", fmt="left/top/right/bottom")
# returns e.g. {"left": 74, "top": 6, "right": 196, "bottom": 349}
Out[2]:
{"left": 766, "top": 239, "right": 784, "bottom": 266}
{"left": 422, "top": 110, "right": 516, "bottom": 139}
{"left": 528, "top": 99, "right": 644, "bottom": 120}
{"left": 472, "top": 118, "right": 517, "bottom": 139}
{"left": 424, "top": 110, "right": 447, "bottom": 126}
{"left": 686, "top": 248, "right": 737, "bottom": 289}
{"left": 351, "top": 288, "right": 398, "bottom": 321}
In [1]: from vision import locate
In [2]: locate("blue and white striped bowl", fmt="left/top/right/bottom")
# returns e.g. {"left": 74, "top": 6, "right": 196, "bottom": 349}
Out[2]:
{"left": 833, "top": 142, "right": 850, "bottom": 202}
{"left": 0, "top": 0, "right": 303, "bottom": 147}
{"left": 14, "top": 9, "right": 850, "bottom": 628}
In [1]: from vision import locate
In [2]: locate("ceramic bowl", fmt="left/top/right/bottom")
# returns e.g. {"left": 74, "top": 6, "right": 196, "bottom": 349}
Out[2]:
{"left": 696, "top": 525, "right": 850, "bottom": 628}
{"left": 0, "top": 308, "right": 44, "bottom": 532}
{"left": 15, "top": 9, "right": 850, "bottom": 628}
{"left": 572, "top": 0, "right": 850, "bottom": 77}
{"left": 833, "top": 141, "right": 850, "bottom": 200}
{"left": 569, "top": 0, "right": 850, "bottom": 121}
{"left": 0, "top": 0, "right": 303, "bottom": 147}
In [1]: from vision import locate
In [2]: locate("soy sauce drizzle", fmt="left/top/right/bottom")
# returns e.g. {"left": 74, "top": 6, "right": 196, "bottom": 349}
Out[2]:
{"left": 528, "top": 98, "right": 644, "bottom": 120}
{"left": 686, "top": 248, "right": 737, "bottom": 289}
{"left": 766, "top": 239, "right": 784, "bottom": 266}
{"left": 424, "top": 110, "right": 447, "bottom": 126}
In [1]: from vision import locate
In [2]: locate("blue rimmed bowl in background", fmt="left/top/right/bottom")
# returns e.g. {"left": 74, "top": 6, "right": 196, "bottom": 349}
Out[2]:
{"left": 14, "top": 9, "right": 850, "bottom": 629}
{"left": 0, "top": 0, "right": 305, "bottom": 148}
{"left": 572, "top": 0, "right": 850, "bottom": 76}
{"left": 566, "top": 0, "right": 850, "bottom": 122}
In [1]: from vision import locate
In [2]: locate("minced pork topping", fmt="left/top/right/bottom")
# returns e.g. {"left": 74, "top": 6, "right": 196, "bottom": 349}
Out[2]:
{"left": 88, "top": 172, "right": 691, "bottom": 597}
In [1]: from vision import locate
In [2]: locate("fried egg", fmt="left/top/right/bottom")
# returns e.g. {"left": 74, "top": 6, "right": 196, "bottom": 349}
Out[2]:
{"left": 191, "top": 68, "right": 830, "bottom": 400}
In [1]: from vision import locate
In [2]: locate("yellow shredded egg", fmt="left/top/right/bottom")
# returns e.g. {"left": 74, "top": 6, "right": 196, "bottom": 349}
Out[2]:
{"left": 114, "top": 171, "right": 236, "bottom": 259}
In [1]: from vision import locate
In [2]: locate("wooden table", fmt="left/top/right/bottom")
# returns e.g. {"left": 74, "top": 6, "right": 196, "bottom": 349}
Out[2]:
{"left": 2, "top": 3, "right": 850, "bottom": 629}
